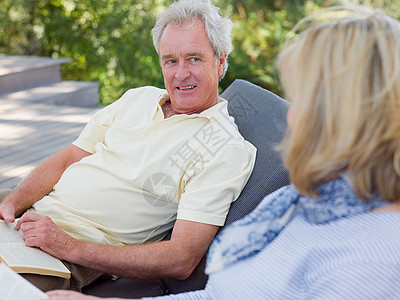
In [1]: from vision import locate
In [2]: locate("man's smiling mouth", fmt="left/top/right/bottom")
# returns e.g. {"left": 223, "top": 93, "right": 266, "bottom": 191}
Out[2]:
{"left": 177, "top": 85, "right": 196, "bottom": 90}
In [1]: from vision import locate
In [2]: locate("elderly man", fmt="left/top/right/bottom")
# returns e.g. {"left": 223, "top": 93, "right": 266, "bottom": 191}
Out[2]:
{"left": 0, "top": 0, "right": 256, "bottom": 294}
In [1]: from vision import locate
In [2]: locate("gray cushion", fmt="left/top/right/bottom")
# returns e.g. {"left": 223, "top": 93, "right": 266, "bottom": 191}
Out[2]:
{"left": 84, "top": 79, "right": 290, "bottom": 297}
{"left": 162, "top": 79, "right": 290, "bottom": 295}
{"left": 224, "top": 79, "right": 290, "bottom": 224}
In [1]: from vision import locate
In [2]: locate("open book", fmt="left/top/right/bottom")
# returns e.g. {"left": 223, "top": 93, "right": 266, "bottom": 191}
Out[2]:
{"left": 0, "top": 262, "right": 49, "bottom": 300}
{"left": 0, "top": 220, "right": 71, "bottom": 279}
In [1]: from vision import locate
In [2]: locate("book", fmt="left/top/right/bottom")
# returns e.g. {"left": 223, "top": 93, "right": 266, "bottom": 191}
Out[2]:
{"left": 0, "top": 262, "right": 49, "bottom": 300}
{"left": 0, "top": 219, "right": 71, "bottom": 279}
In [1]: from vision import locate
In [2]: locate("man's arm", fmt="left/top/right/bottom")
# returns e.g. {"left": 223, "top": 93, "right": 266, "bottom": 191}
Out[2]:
{"left": 0, "top": 145, "right": 91, "bottom": 222}
{"left": 17, "top": 215, "right": 219, "bottom": 280}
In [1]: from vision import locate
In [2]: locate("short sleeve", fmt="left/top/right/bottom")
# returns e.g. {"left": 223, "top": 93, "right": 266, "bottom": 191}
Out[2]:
{"left": 177, "top": 142, "right": 256, "bottom": 226}
{"left": 307, "top": 262, "right": 400, "bottom": 299}
{"left": 72, "top": 94, "right": 124, "bottom": 153}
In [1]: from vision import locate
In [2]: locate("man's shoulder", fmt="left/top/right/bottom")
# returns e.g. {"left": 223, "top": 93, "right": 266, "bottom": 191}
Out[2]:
{"left": 207, "top": 100, "right": 245, "bottom": 141}
{"left": 198, "top": 102, "right": 256, "bottom": 158}
{"left": 121, "top": 86, "right": 166, "bottom": 100}
{"left": 107, "top": 86, "right": 166, "bottom": 112}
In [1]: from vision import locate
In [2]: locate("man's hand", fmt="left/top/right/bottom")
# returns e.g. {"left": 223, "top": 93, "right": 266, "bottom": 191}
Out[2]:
{"left": 0, "top": 202, "right": 16, "bottom": 223}
{"left": 15, "top": 212, "right": 76, "bottom": 260}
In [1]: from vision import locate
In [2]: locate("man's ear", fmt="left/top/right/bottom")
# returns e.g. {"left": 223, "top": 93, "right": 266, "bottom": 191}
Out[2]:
{"left": 217, "top": 54, "right": 228, "bottom": 77}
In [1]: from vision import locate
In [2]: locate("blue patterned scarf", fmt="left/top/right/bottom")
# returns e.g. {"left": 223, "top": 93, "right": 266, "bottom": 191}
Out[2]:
{"left": 206, "top": 174, "right": 388, "bottom": 274}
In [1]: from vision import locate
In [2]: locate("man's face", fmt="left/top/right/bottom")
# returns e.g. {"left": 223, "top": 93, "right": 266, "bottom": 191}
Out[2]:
{"left": 159, "top": 19, "right": 226, "bottom": 114}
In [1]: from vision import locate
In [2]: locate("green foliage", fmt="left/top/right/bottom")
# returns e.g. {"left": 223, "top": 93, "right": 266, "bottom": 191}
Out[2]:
{"left": 216, "top": 0, "right": 346, "bottom": 95}
{"left": 0, "top": 0, "right": 167, "bottom": 105}
{"left": 0, "top": 0, "right": 399, "bottom": 104}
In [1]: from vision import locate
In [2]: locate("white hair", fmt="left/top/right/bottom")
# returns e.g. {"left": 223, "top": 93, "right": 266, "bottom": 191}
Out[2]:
{"left": 152, "top": 0, "right": 233, "bottom": 79}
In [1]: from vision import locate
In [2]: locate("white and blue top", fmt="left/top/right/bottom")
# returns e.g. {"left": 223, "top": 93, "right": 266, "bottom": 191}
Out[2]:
{"left": 146, "top": 175, "right": 400, "bottom": 299}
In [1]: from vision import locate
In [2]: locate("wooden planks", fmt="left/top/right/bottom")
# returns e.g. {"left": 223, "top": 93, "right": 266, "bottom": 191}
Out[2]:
{"left": 0, "top": 55, "right": 71, "bottom": 94}
{"left": 0, "top": 98, "right": 98, "bottom": 189}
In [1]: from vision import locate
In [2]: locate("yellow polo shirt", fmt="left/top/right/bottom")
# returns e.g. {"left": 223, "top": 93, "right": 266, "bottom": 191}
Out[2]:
{"left": 32, "top": 86, "right": 256, "bottom": 246}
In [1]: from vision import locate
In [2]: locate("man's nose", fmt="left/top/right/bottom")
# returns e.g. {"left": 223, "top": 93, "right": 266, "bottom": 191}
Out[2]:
{"left": 175, "top": 61, "right": 190, "bottom": 81}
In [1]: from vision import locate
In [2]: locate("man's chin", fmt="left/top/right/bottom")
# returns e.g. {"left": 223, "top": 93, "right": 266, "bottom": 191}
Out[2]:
{"left": 170, "top": 97, "right": 200, "bottom": 113}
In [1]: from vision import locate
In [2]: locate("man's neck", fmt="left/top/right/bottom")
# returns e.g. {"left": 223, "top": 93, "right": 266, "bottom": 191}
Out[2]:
{"left": 162, "top": 101, "right": 179, "bottom": 118}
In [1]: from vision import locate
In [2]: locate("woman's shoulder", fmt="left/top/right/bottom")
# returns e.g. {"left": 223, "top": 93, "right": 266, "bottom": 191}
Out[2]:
{"left": 298, "top": 211, "right": 400, "bottom": 264}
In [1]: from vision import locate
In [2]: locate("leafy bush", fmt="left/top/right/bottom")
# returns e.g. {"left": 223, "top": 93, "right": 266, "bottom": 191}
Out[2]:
{"left": 1, "top": 0, "right": 398, "bottom": 104}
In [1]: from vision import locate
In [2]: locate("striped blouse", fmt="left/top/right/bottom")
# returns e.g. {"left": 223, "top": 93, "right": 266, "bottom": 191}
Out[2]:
{"left": 146, "top": 211, "right": 400, "bottom": 299}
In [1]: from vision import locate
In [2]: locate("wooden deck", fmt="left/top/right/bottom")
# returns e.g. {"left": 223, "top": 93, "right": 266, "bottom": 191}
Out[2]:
{"left": 0, "top": 98, "right": 98, "bottom": 189}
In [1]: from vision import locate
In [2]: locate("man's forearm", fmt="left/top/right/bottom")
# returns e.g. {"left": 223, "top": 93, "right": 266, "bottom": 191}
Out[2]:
{"left": 16, "top": 213, "right": 196, "bottom": 279}
{"left": 64, "top": 220, "right": 219, "bottom": 280}
{"left": 18, "top": 215, "right": 218, "bottom": 281}
{"left": 68, "top": 238, "right": 197, "bottom": 280}
{"left": 1, "top": 145, "right": 90, "bottom": 219}
{"left": 4, "top": 156, "right": 66, "bottom": 215}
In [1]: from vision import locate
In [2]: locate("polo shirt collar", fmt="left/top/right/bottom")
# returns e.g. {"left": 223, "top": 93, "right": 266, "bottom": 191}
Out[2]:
{"left": 157, "top": 93, "right": 228, "bottom": 120}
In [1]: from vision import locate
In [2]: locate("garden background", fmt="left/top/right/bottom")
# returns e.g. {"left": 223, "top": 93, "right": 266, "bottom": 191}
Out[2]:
{"left": 1, "top": 0, "right": 399, "bottom": 105}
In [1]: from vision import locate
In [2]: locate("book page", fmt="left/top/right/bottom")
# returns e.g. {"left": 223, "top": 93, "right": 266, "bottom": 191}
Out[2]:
{"left": 0, "top": 220, "right": 71, "bottom": 278}
{"left": 0, "top": 245, "right": 70, "bottom": 273}
{"left": 0, "top": 219, "right": 24, "bottom": 244}
{"left": 0, "top": 262, "right": 49, "bottom": 300}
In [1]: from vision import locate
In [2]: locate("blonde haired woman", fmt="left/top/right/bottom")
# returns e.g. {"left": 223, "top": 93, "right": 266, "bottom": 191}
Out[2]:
{"left": 48, "top": 5, "right": 400, "bottom": 300}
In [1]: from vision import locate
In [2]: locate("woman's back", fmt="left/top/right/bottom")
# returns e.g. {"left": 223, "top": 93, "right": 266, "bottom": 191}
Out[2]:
{"left": 204, "top": 211, "right": 400, "bottom": 299}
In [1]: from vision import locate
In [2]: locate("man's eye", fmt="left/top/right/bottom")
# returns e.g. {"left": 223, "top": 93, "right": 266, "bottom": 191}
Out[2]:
{"left": 189, "top": 57, "right": 200, "bottom": 62}
{"left": 165, "top": 59, "right": 176, "bottom": 65}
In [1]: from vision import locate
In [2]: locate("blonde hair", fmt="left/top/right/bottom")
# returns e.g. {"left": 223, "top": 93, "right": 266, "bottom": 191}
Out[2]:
{"left": 277, "top": 6, "right": 400, "bottom": 201}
